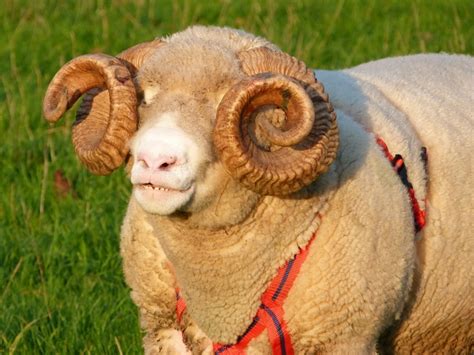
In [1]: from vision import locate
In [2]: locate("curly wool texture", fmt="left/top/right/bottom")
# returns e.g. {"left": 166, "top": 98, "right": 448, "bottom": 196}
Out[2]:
{"left": 117, "top": 27, "right": 473, "bottom": 353}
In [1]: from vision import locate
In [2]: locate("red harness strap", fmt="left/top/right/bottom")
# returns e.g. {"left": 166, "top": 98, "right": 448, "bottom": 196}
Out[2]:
{"left": 176, "top": 234, "right": 317, "bottom": 355}
{"left": 376, "top": 138, "right": 427, "bottom": 232}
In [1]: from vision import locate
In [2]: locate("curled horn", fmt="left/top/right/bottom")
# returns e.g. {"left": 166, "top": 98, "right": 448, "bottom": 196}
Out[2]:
{"left": 43, "top": 40, "right": 163, "bottom": 174}
{"left": 214, "top": 47, "right": 339, "bottom": 195}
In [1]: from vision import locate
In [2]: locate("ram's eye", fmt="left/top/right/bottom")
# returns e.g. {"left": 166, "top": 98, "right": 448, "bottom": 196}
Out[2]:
{"left": 137, "top": 89, "right": 146, "bottom": 106}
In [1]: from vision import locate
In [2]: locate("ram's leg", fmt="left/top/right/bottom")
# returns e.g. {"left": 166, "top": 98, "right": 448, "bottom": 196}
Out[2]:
{"left": 121, "top": 198, "right": 189, "bottom": 353}
{"left": 181, "top": 317, "right": 213, "bottom": 355}
{"left": 144, "top": 329, "right": 191, "bottom": 355}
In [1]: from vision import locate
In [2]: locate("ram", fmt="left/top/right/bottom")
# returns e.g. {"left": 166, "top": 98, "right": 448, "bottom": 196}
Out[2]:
{"left": 43, "top": 26, "right": 473, "bottom": 354}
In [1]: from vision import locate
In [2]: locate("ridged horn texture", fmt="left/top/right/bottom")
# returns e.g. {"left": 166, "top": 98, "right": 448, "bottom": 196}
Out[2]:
{"left": 42, "top": 40, "right": 163, "bottom": 174}
{"left": 214, "top": 47, "right": 339, "bottom": 195}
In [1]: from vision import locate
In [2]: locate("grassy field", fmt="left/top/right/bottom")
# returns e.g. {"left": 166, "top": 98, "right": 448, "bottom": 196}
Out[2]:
{"left": 1, "top": 0, "right": 472, "bottom": 353}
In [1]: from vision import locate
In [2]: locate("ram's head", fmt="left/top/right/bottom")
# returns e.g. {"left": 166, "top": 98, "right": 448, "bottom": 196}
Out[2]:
{"left": 43, "top": 30, "right": 338, "bottom": 217}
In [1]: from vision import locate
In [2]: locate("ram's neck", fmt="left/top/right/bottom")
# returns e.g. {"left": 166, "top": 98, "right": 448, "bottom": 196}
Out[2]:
{"left": 148, "top": 171, "right": 336, "bottom": 344}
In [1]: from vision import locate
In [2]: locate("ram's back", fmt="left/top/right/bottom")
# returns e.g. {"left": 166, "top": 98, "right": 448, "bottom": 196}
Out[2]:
{"left": 318, "top": 54, "right": 473, "bottom": 352}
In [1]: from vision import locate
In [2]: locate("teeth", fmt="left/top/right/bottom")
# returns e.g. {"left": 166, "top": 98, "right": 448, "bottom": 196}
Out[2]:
{"left": 141, "top": 184, "right": 172, "bottom": 191}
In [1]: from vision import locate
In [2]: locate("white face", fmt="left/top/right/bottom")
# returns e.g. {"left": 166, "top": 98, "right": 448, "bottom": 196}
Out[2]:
{"left": 129, "top": 112, "right": 204, "bottom": 215}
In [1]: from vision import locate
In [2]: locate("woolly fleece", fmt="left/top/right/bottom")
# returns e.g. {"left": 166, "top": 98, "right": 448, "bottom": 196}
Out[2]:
{"left": 119, "top": 27, "right": 473, "bottom": 354}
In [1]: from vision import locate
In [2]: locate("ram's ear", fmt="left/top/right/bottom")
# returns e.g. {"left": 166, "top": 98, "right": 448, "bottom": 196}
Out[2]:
{"left": 214, "top": 47, "right": 339, "bottom": 196}
{"left": 43, "top": 39, "right": 163, "bottom": 175}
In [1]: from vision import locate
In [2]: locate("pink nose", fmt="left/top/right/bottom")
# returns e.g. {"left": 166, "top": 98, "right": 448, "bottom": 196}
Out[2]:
{"left": 137, "top": 153, "right": 178, "bottom": 171}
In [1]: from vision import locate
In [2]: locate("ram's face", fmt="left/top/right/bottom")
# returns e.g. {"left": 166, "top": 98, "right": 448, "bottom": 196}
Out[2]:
{"left": 128, "top": 45, "right": 242, "bottom": 215}
{"left": 129, "top": 112, "right": 202, "bottom": 215}
{"left": 129, "top": 96, "right": 224, "bottom": 215}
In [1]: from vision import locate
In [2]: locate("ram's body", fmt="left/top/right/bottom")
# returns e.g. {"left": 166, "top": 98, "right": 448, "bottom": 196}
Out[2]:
{"left": 44, "top": 26, "right": 473, "bottom": 354}
{"left": 318, "top": 57, "right": 473, "bottom": 352}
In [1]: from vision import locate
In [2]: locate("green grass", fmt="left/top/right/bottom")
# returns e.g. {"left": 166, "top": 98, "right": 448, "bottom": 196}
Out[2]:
{"left": 1, "top": 0, "right": 472, "bottom": 353}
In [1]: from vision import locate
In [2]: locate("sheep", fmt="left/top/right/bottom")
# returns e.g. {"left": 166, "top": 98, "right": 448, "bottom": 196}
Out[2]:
{"left": 43, "top": 26, "right": 473, "bottom": 354}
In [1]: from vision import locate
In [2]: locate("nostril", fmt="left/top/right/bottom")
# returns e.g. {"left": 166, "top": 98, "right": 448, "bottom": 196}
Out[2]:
{"left": 159, "top": 156, "right": 177, "bottom": 170}
{"left": 137, "top": 154, "right": 150, "bottom": 168}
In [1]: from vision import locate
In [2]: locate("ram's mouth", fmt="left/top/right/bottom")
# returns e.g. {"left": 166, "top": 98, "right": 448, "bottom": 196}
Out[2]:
{"left": 132, "top": 181, "right": 196, "bottom": 215}
{"left": 136, "top": 183, "right": 192, "bottom": 193}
